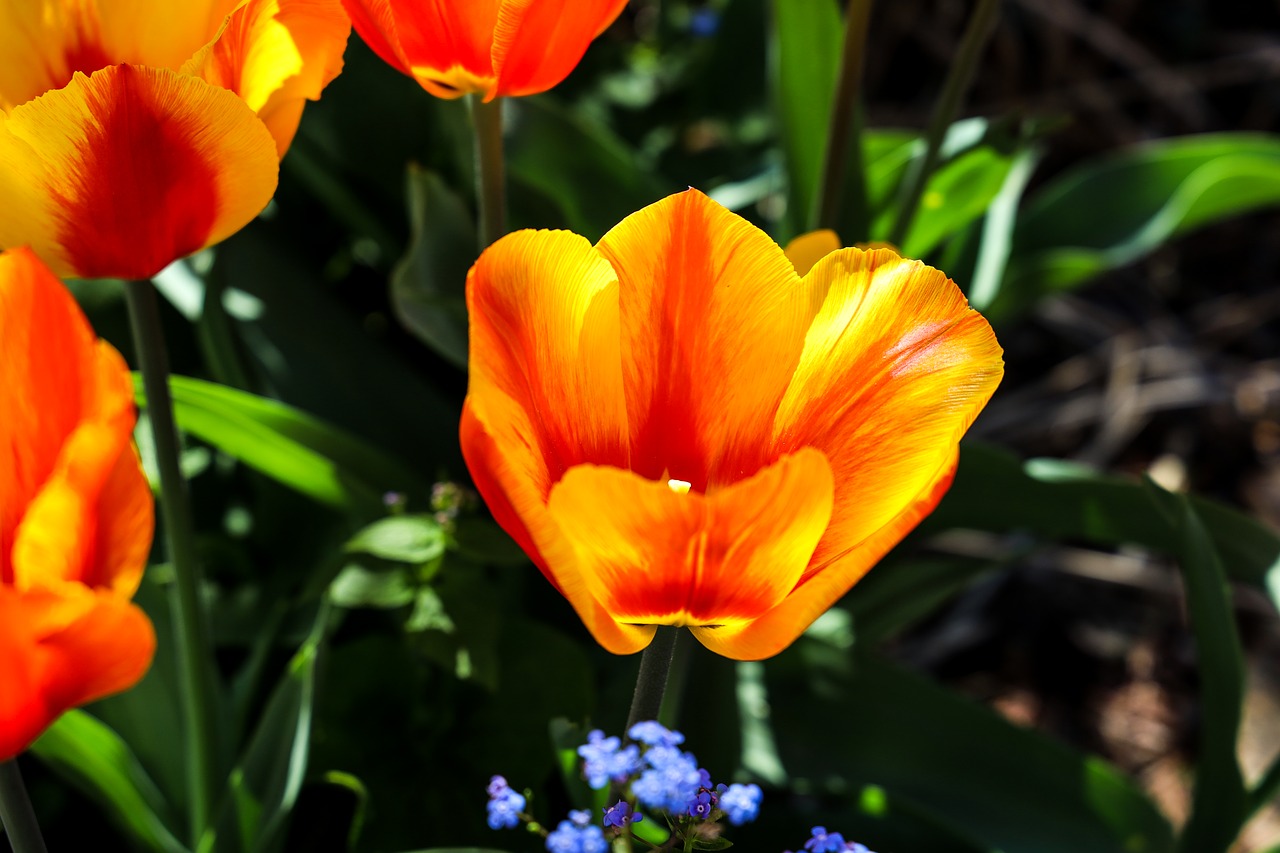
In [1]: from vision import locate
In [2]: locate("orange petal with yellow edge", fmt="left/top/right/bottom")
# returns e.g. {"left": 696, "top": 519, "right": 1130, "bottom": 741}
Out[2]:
{"left": 0, "top": 586, "right": 155, "bottom": 761}
{"left": 0, "top": 247, "right": 152, "bottom": 596}
{"left": 384, "top": 0, "right": 502, "bottom": 99}
{"left": 695, "top": 450, "right": 959, "bottom": 660}
{"left": 490, "top": 0, "right": 628, "bottom": 99}
{"left": 544, "top": 449, "right": 833, "bottom": 651}
{"left": 595, "top": 189, "right": 823, "bottom": 493}
{"left": 0, "top": 64, "right": 278, "bottom": 279}
{"left": 183, "top": 0, "right": 350, "bottom": 156}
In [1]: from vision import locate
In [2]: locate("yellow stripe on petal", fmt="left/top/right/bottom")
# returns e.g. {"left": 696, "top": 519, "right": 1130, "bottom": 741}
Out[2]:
{"left": 0, "top": 64, "right": 278, "bottom": 279}
{"left": 184, "top": 0, "right": 350, "bottom": 156}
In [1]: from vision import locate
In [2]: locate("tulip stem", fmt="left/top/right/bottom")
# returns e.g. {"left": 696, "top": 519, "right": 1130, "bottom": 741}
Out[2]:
{"left": 887, "top": 0, "right": 1001, "bottom": 248}
{"left": 813, "top": 0, "right": 874, "bottom": 236}
{"left": 124, "top": 279, "right": 218, "bottom": 844}
{"left": 470, "top": 95, "right": 507, "bottom": 251}
{"left": 626, "top": 627, "right": 681, "bottom": 731}
{"left": 0, "top": 761, "right": 48, "bottom": 853}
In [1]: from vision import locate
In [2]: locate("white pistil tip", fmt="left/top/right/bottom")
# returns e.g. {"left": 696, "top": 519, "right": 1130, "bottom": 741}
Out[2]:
{"left": 667, "top": 478, "right": 692, "bottom": 495}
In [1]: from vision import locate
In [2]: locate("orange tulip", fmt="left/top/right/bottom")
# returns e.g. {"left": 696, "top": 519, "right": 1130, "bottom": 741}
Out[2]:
{"left": 460, "top": 189, "right": 1004, "bottom": 660}
{"left": 0, "top": 247, "right": 156, "bottom": 760}
{"left": 0, "top": 0, "right": 350, "bottom": 281}
{"left": 341, "top": 0, "right": 628, "bottom": 100}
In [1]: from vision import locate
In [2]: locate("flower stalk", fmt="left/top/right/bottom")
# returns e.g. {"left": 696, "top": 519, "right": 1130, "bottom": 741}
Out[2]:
{"left": 0, "top": 761, "right": 48, "bottom": 853}
{"left": 887, "top": 0, "right": 1002, "bottom": 247}
{"left": 124, "top": 279, "right": 218, "bottom": 843}
{"left": 471, "top": 96, "right": 507, "bottom": 251}
{"left": 626, "top": 626, "right": 681, "bottom": 733}
{"left": 814, "top": 0, "right": 875, "bottom": 236}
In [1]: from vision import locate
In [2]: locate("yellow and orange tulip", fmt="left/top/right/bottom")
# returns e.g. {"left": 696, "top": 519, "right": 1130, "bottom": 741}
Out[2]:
{"left": 341, "top": 0, "right": 628, "bottom": 100}
{"left": 0, "top": 247, "right": 156, "bottom": 760}
{"left": 460, "top": 189, "right": 1004, "bottom": 661}
{"left": 0, "top": 0, "right": 350, "bottom": 281}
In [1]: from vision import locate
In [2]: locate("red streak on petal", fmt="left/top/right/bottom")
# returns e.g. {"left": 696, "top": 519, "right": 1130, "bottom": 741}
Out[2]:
{"left": 60, "top": 39, "right": 114, "bottom": 88}
{"left": 56, "top": 65, "right": 219, "bottom": 280}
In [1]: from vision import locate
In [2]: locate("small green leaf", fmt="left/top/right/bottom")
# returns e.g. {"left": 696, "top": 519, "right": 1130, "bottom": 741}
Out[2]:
{"left": 389, "top": 165, "right": 474, "bottom": 369}
{"left": 895, "top": 146, "right": 1014, "bottom": 258}
{"left": 329, "top": 564, "right": 416, "bottom": 609}
{"left": 345, "top": 515, "right": 446, "bottom": 564}
{"left": 31, "top": 711, "right": 188, "bottom": 853}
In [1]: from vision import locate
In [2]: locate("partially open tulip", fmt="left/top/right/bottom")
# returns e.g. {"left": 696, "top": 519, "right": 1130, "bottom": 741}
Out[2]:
{"left": 342, "top": 0, "right": 628, "bottom": 100}
{"left": 0, "top": 247, "right": 156, "bottom": 760}
{"left": 460, "top": 189, "right": 1003, "bottom": 660}
{"left": 0, "top": 0, "right": 350, "bottom": 281}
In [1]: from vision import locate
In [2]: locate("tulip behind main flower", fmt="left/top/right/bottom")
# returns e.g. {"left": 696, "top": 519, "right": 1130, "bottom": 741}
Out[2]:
{"left": 461, "top": 189, "right": 1004, "bottom": 660}
{"left": 0, "top": 247, "right": 156, "bottom": 760}
{"left": 0, "top": 0, "right": 349, "bottom": 281}
{"left": 341, "top": 0, "right": 628, "bottom": 100}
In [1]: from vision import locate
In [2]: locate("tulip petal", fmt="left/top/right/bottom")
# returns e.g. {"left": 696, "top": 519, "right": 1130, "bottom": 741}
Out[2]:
{"left": 695, "top": 450, "right": 958, "bottom": 660}
{"left": 545, "top": 449, "right": 833, "bottom": 640}
{"left": 340, "top": 0, "right": 411, "bottom": 75}
{"left": 0, "top": 63, "right": 278, "bottom": 279}
{"left": 489, "top": 0, "right": 627, "bottom": 99}
{"left": 783, "top": 229, "right": 841, "bottom": 277}
{"left": 183, "top": 0, "right": 350, "bottom": 156}
{"left": 385, "top": 0, "right": 502, "bottom": 98}
{"left": 0, "top": 586, "right": 155, "bottom": 761}
{"left": 595, "top": 189, "right": 823, "bottom": 493}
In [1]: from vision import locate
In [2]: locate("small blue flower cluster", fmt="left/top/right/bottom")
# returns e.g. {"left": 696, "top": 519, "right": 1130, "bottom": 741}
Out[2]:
{"left": 581, "top": 720, "right": 763, "bottom": 827}
{"left": 785, "top": 825, "right": 876, "bottom": 853}
{"left": 485, "top": 776, "right": 526, "bottom": 830}
{"left": 545, "top": 810, "right": 608, "bottom": 853}
{"left": 486, "top": 721, "right": 763, "bottom": 851}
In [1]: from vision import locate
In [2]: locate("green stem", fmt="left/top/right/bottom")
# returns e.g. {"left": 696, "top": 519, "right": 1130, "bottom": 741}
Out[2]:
{"left": 124, "top": 279, "right": 217, "bottom": 844}
{"left": 887, "top": 0, "right": 1002, "bottom": 248}
{"left": 625, "top": 627, "right": 681, "bottom": 732}
{"left": 1248, "top": 757, "right": 1280, "bottom": 822}
{"left": 470, "top": 95, "right": 507, "bottom": 251}
{"left": 0, "top": 761, "right": 48, "bottom": 853}
{"left": 813, "top": 0, "right": 874, "bottom": 235}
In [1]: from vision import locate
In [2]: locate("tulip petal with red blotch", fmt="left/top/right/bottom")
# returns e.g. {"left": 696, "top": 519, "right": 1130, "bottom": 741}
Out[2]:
{"left": 596, "top": 189, "right": 824, "bottom": 493}
{"left": 387, "top": 0, "right": 502, "bottom": 98}
{"left": 0, "top": 586, "right": 155, "bottom": 761}
{"left": 0, "top": 64, "right": 278, "bottom": 279}
{"left": 183, "top": 0, "right": 350, "bottom": 156}
{"left": 544, "top": 449, "right": 833, "bottom": 653}
{"left": 490, "top": 0, "right": 628, "bottom": 99}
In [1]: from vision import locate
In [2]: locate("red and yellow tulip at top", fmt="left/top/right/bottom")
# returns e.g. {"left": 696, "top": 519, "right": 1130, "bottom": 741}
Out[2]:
{"left": 0, "top": 0, "right": 350, "bottom": 281}
{"left": 0, "top": 247, "right": 156, "bottom": 761}
{"left": 341, "top": 0, "right": 628, "bottom": 100}
{"left": 461, "top": 189, "right": 1004, "bottom": 661}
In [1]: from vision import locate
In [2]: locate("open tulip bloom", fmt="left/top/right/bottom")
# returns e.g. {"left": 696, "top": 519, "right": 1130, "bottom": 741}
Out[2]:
{"left": 0, "top": 247, "right": 156, "bottom": 761}
{"left": 461, "top": 189, "right": 1004, "bottom": 660}
{"left": 0, "top": 0, "right": 349, "bottom": 281}
{"left": 341, "top": 0, "right": 628, "bottom": 100}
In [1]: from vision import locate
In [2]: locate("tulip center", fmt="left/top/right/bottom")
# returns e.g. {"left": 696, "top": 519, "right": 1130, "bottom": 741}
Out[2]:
{"left": 666, "top": 478, "right": 692, "bottom": 495}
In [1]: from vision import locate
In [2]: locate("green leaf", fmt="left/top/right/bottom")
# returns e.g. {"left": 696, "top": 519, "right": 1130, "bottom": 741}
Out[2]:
{"left": 769, "top": 652, "right": 1175, "bottom": 853}
{"left": 140, "top": 375, "right": 424, "bottom": 514}
{"left": 770, "top": 0, "right": 842, "bottom": 238}
{"left": 967, "top": 146, "right": 1041, "bottom": 309}
{"left": 31, "top": 711, "right": 188, "bottom": 853}
{"left": 389, "top": 165, "right": 473, "bottom": 369}
{"left": 506, "top": 97, "right": 667, "bottom": 241}
{"left": 1145, "top": 485, "right": 1248, "bottom": 853}
{"left": 995, "top": 133, "right": 1280, "bottom": 321}
{"left": 927, "top": 443, "right": 1280, "bottom": 605}
{"left": 203, "top": 601, "right": 331, "bottom": 853}
{"left": 895, "top": 146, "right": 1014, "bottom": 258}
{"left": 328, "top": 564, "right": 416, "bottom": 609}
{"left": 845, "top": 556, "right": 1006, "bottom": 646}
{"left": 345, "top": 515, "right": 446, "bottom": 564}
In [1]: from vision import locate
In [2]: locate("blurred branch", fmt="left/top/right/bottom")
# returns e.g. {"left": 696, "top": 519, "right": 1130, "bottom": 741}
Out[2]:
{"left": 814, "top": 0, "right": 873, "bottom": 236}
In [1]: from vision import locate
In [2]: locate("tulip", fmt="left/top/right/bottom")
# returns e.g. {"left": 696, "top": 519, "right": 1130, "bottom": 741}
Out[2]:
{"left": 0, "top": 0, "right": 350, "bottom": 281}
{"left": 341, "top": 0, "right": 628, "bottom": 100}
{"left": 0, "top": 247, "right": 155, "bottom": 760}
{"left": 460, "top": 189, "right": 1003, "bottom": 660}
